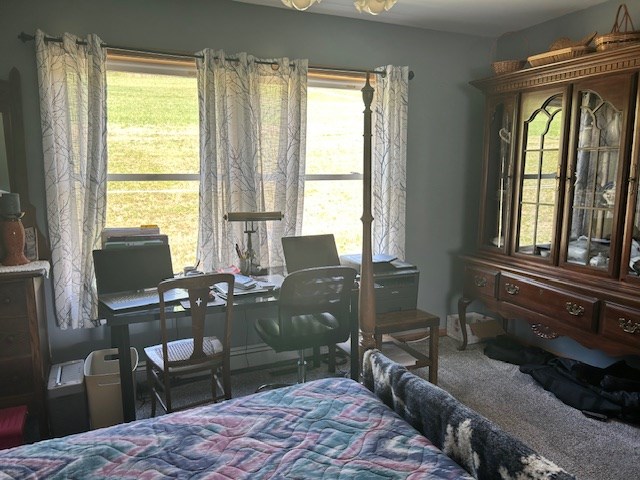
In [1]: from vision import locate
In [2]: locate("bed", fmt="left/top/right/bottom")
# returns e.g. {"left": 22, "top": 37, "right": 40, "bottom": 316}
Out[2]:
{"left": 0, "top": 351, "right": 573, "bottom": 479}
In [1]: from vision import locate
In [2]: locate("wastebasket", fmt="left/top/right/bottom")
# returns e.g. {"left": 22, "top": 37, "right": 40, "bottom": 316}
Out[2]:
{"left": 84, "top": 348, "right": 138, "bottom": 429}
{"left": 48, "top": 359, "right": 89, "bottom": 437}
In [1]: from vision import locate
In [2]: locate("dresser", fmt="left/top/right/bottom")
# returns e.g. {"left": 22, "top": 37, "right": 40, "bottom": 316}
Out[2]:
{"left": 459, "top": 45, "right": 640, "bottom": 357}
{"left": 0, "top": 262, "right": 50, "bottom": 437}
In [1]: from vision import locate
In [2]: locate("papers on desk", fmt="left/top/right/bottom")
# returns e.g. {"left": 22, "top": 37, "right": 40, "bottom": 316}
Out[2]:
{"left": 214, "top": 278, "right": 278, "bottom": 299}
{"left": 234, "top": 274, "right": 257, "bottom": 290}
{"left": 214, "top": 283, "right": 268, "bottom": 298}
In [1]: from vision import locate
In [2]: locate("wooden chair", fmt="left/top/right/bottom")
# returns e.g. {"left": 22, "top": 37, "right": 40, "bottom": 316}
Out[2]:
{"left": 144, "top": 273, "right": 234, "bottom": 416}
{"left": 255, "top": 266, "right": 356, "bottom": 385}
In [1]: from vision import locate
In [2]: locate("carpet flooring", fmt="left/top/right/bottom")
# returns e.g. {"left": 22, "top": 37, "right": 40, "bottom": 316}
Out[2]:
{"left": 135, "top": 336, "right": 639, "bottom": 480}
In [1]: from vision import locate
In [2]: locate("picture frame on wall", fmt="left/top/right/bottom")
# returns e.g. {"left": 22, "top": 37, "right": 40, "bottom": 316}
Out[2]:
{"left": 24, "top": 226, "right": 38, "bottom": 261}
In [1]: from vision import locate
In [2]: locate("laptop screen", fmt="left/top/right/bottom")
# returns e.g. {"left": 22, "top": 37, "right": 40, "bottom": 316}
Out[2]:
{"left": 93, "top": 244, "right": 175, "bottom": 295}
{"left": 281, "top": 234, "right": 341, "bottom": 274}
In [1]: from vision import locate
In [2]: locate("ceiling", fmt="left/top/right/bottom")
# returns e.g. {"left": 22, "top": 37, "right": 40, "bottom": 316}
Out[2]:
{"left": 232, "top": 0, "right": 610, "bottom": 37}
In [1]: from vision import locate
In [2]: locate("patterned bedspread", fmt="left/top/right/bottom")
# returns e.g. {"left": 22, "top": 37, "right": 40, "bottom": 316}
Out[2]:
{"left": 0, "top": 377, "right": 472, "bottom": 479}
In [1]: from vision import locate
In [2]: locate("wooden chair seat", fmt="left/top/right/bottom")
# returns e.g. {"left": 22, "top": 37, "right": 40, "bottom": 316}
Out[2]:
{"left": 144, "top": 337, "right": 223, "bottom": 372}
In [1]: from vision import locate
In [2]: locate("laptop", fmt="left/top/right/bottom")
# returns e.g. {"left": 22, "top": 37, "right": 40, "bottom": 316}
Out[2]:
{"left": 93, "top": 244, "right": 188, "bottom": 311}
{"left": 281, "top": 234, "right": 341, "bottom": 274}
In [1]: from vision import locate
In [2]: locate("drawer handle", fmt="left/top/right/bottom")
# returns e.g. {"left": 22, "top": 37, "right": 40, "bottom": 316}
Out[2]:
{"left": 565, "top": 302, "right": 585, "bottom": 316}
{"left": 618, "top": 318, "right": 640, "bottom": 334}
{"left": 504, "top": 283, "right": 519, "bottom": 295}
{"left": 474, "top": 276, "right": 487, "bottom": 288}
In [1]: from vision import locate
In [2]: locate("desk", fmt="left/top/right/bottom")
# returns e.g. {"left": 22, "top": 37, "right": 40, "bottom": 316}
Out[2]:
{"left": 101, "top": 291, "right": 361, "bottom": 423}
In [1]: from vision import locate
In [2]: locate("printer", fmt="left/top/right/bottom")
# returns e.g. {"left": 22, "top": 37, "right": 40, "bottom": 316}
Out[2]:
{"left": 340, "top": 254, "right": 419, "bottom": 313}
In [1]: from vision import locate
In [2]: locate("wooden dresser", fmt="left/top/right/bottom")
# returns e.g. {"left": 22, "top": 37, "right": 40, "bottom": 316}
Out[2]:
{"left": 0, "top": 263, "right": 50, "bottom": 437}
{"left": 459, "top": 45, "right": 640, "bottom": 358}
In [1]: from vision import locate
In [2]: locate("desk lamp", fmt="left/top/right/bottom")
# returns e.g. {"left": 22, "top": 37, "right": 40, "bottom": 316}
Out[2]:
{"left": 224, "top": 211, "right": 283, "bottom": 275}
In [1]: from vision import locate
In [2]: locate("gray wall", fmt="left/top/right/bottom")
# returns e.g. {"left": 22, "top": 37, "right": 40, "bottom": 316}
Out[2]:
{"left": 497, "top": 0, "right": 640, "bottom": 62}
{"left": 0, "top": 0, "right": 491, "bottom": 363}
{"left": 2, "top": 0, "right": 627, "bottom": 367}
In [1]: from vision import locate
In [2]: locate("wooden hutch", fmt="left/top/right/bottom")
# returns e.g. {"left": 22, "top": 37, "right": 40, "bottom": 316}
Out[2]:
{"left": 459, "top": 44, "right": 640, "bottom": 357}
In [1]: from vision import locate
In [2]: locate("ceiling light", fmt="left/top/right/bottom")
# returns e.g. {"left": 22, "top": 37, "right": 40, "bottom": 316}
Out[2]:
{"left": 281, "top": 0, "right": 398, "bottom": 15}
{"left": 354, "top": 0, "right": 397, "bottom": 15}
{"left": 281, "top": 0, "right": 321, "bottom": 11}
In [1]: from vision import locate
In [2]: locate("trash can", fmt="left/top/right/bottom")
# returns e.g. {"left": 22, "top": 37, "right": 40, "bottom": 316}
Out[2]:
{"left": 84, "top": 348, "right": 138, "bottom": 429}
{"left": 47, "top": 360, "right": 89, "bottom": 437}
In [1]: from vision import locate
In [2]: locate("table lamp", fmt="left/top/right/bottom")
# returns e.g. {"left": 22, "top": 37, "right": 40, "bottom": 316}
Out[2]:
{"left": 0, "top": 192, "right": 29, "bottom": 266}
{"left": 224, "top": 211, "right": 283, "bottom": 275}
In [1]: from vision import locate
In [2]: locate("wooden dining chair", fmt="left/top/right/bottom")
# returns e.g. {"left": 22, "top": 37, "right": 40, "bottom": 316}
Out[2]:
{"left": 144, "top": 273, "right": 234, "bottom": 416}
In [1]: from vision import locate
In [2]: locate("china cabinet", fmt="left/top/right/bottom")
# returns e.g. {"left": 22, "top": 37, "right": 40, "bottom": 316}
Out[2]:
{"left": 459, "top": 44, "right": 640, "bottom": 357}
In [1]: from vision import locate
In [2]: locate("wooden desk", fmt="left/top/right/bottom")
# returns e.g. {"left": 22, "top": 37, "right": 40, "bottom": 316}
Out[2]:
{"left": 101, "top": 291, "right": 277, "bottom": 423}
{"left": 101, "top": 290, "right": 361, "bottom": 423}
{"left": 374, "top": 309, "right": 439, "bottom": 384}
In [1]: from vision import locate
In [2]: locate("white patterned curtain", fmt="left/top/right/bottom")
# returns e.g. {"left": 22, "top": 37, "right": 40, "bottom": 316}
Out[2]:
{"left": 372, "top": 65, "right": 408, "bottom": 259}
{"left": 196, "top": 50, "right": 307, "bottom": 272}
{"left": 35, "top": 30, "right": 107, "bottom": 329}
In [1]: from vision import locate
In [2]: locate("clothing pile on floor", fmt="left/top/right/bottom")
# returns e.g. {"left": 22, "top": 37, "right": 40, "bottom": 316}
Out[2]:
{"left": 484, "top": 336, "right": 640, "bottom": 424}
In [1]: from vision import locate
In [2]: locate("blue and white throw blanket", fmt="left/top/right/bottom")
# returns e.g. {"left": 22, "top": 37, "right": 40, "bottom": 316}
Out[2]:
{"left": 363, "top": 349, "right": 575, "bottom": 480}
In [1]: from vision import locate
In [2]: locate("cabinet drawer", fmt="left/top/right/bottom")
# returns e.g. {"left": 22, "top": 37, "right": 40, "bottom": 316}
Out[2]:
{"left": 463, "top": 266, "right": 498, "bottom": 299}
{"left": 498, "top": 273, "right": 598, "bottom": 332}
{"left": 601, "top": 303, "right": 640, "bottom": 349}
{"left": 0, "top": 317, "right": 31, "bottom": 358}
{"left": 0, "top": 356, "right": 34, "bottom": 396}
{"left": 0, "top": 280, "right": 28, "bottom": 318}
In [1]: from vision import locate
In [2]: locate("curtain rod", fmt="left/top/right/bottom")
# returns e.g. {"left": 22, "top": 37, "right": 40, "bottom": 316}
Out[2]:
{"left": 18, "top": 32, "right": 414, "bottom": 79}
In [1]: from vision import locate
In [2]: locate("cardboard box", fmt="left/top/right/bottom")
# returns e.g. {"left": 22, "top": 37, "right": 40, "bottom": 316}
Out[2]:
{"left": 447, "top": 313, "right": 504, "bottom": 344}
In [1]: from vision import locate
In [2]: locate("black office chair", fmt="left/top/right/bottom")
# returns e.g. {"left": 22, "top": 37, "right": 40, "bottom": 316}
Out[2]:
{"left": 144, "top": 273, "right": 234, "bottom": 416}
{"left": 254, "top": 266, "right": 357, "bottom": 386}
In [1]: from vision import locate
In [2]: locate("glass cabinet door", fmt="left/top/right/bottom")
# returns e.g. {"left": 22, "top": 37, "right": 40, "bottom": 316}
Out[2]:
{"left": 563, "top": 75, "right": 632, "bottom": 274}
{"left": 629, "top": 181, "right": 640, "bottom": 276}
{"left": 481, "top": 96, "right": 515, "bottom": 251}
{"left": 565, "top": 90, "right": 623, "bottom": 269}
{"left": 515, "top": 92, "right": 564, "bottom": 258}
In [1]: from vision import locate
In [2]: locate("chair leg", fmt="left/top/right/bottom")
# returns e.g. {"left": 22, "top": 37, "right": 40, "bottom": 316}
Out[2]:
{"left": 313, "top": 346, "right": 320, "bottom": 368}
{"left": 328, "top": 343, "right": 336, "bottom": 373}
{"left": 146, "top": 361, "right": 157, "bottom": 418}
{"left": 164, "top": 371, "right": 172, "bottom": 414}
{"left": 297, "top": 349, "right": 307, "bottom": 383}
{"left": 211, "top": 368, "right": 217, "bottom": 402}
{"left": 223, "top": 363, "right": 231, "bottom": 400}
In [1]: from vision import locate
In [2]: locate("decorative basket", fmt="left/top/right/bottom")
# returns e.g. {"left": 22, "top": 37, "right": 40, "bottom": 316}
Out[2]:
{"left": 527, "top": 46, "right": 592, "bottom": 67}
{"left": 491, "top": 60, "right": 526, "bottom": 75}
{"left": 595, "top": 4, "right": 640, "bottom": 51}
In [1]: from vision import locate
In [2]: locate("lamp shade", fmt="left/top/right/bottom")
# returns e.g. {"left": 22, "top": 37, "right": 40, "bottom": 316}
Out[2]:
{"left": 224, "top": 211, "right": 284, "bottom": 222}
{"left": 0, "top": 193, "right": 21, "bottom": 216}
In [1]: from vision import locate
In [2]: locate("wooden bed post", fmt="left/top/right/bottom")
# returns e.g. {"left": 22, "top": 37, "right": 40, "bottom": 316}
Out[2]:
{"left": 359, "top": 73, "right": 376, "bottom": 359}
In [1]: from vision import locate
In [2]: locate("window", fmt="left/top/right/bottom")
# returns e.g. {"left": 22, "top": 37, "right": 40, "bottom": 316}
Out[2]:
{"left": 304, "top": 73, "right": 365, "bottom": 256}
{"left": 106, "top": 52, "right": 199, "bottom": 271}
{"left": 106, "top": 55, "right": 365, "bottom": 271}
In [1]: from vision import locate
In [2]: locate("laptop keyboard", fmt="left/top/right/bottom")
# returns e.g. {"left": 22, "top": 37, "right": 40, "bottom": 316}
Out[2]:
{"left": 102, "top": 288, "right": 188, "bottom": 311}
